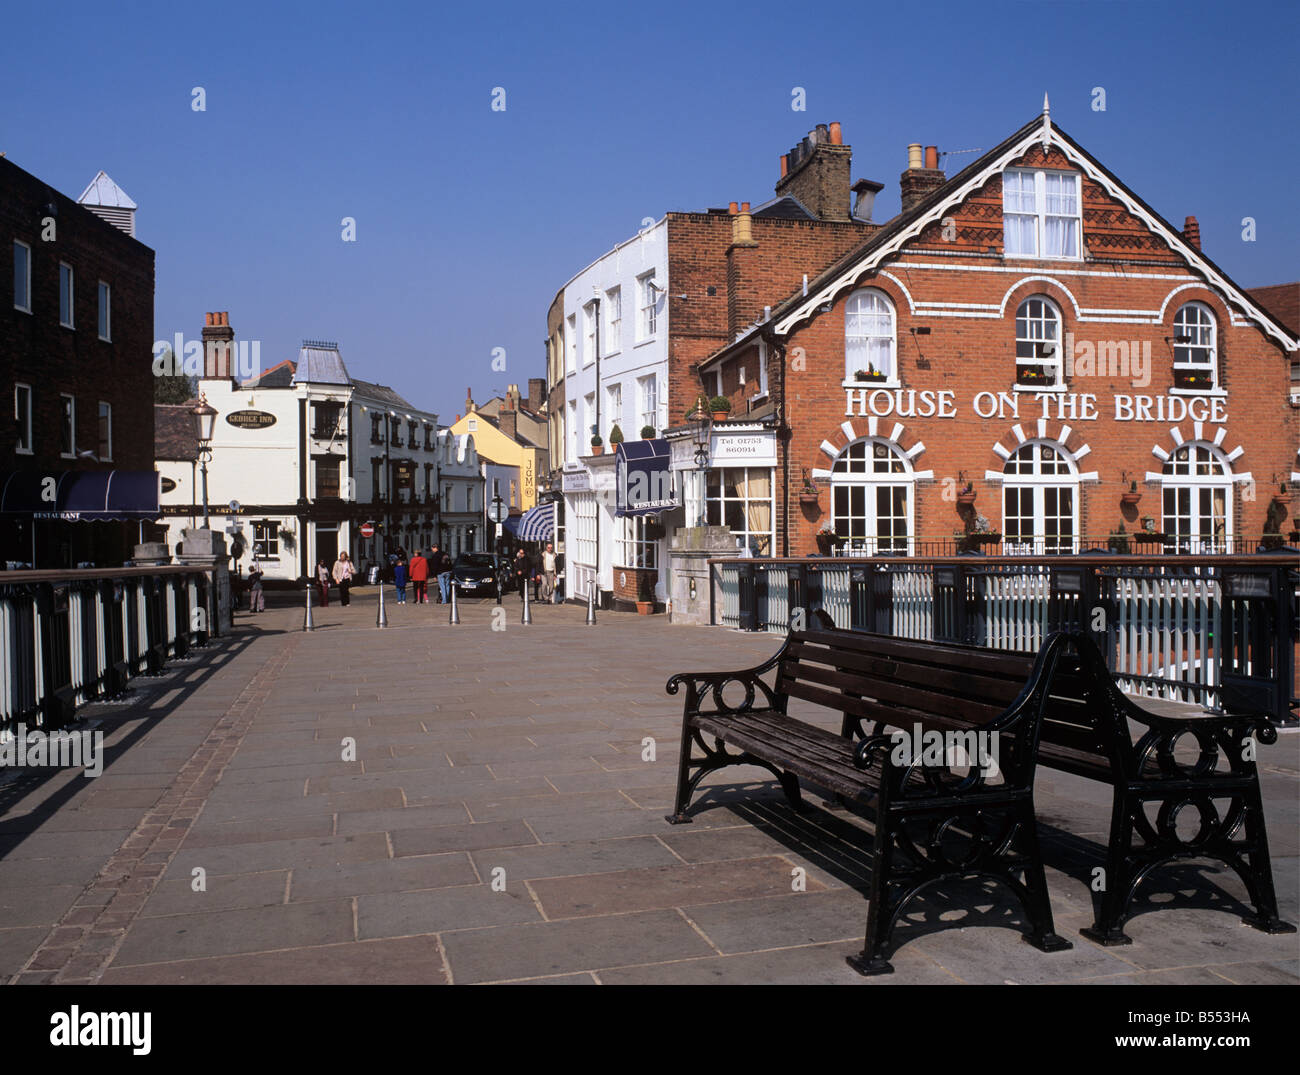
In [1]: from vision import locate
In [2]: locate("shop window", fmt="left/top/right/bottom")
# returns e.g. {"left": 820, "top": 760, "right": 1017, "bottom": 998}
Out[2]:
{"left": 1172, "top": 302, "right": 1217, "bottom": 391}
{"left": 706, "top": 467, "right": 773, "bottom": 556}
{"left": 830, "top": 439, "right": 911, "bottom": 554}
{"left": 1015, "top": 297, "right": 1063, "bottom": 388}
{"left": 1161, "top": 443, "right": 1231, "bottom": 553}
{"left": 617, "top": 515, "right": 658, "bottom": 569}
{"left": 252, "top": 520, "right": 280, "bottom": 559}
{"left": 1001, "top": 442, "right": 1078, "bottom": 554}
{"left": 844, "top": 289, "right": 896, "bottom": 385}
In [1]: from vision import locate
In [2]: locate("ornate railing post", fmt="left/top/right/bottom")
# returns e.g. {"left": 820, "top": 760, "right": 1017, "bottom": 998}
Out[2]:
{"left": 737, "top": 561, "right": 758, "bottom": 632}
{"left": 1219, "top": 560, "right": 1292, "bottom": 722}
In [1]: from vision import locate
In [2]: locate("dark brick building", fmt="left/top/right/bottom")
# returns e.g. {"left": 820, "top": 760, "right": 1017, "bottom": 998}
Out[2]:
{"left": 1, "top": 157, "right": 156, "bottom": 567}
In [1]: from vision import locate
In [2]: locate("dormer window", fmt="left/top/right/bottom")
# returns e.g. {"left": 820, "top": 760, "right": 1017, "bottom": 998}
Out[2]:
{"left": 1015, "top": 297, "right": 1063, "bottom": 388}
{"left": 1172, "top": 302, "right": 1217, "bottom": 391}
{"left": 1003, "top": 169, "right": 1081, "bottom": 259}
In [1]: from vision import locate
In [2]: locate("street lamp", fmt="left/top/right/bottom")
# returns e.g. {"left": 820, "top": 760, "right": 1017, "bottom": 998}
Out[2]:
{"left": 191, "top": 396, "right": 218, "bottom": 528}
{"left": 688, "top": 399, "right": 712, "bottom": 527}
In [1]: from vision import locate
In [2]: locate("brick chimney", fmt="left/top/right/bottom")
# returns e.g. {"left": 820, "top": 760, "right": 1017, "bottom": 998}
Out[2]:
{"left": 727, "top": 201, "right": 762, "bottom": 337}
{"left": 504, "top": 384, "right": 522, "bottom": 411}
{"left": 899, "top": 143, "right": 946, "bottom": 213}
{"left": 201, "top": 311, "right": 235, "bottom": 380}
{"left": 498, "top": 407, "right": 518, "bottom": 442}
{"left": 465, "top": 387, "right": 475, "bottom": 414}
{"left": 1183, "top": 215, "right": 1201, "bottom": 250}
{"left": 527, "top": 377, "right": 545, "bottom": 412}
{"left": 774, "top": 122, "right": 853, "bottom": 222}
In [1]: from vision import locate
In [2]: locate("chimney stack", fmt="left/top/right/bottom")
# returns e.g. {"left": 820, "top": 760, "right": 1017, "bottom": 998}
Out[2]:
{"left": 498, "top": 407, "right": 518, "bottom": 442}
{"left": 1183, "top": 215, "right": 1202, "bottom": 250}
{"left": 201, "top": 311, "right": 235, "bottom": 381}
{"left": 465, "top": 387, "right": 475, "bottom": 414}
{"left": 900, "top": 141, "right": 946, "bottom": 213}
{"left": 527, "top": 377, "right": 545, "bottom": 413}
{"left": 774, "top": 121, "right": 854, "bottom": 222}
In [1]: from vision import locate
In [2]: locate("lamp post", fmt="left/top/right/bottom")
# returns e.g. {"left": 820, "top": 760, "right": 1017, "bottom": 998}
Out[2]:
{"left": 689, "top": 401, "right": 712, "bottom": 527}
{"left": 191, "top": 397, "right": 218, "bottom": 529}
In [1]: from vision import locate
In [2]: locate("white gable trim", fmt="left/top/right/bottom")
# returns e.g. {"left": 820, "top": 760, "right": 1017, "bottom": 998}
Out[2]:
{"left": 772, "top": 124, "right": 1297, "bottom": 352}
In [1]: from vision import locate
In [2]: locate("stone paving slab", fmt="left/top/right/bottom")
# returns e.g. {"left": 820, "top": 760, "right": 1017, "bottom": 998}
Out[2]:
{"left": 1, "top": 591, "right": 1297, "bottom": 985}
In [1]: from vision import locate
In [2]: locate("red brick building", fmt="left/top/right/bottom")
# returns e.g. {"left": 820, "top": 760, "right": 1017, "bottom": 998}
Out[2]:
{"left": 694, "top": 107, "right": 1300, "bottom": 557}
{"left": 1, "top": 158, "right": 156, "bottom": 567}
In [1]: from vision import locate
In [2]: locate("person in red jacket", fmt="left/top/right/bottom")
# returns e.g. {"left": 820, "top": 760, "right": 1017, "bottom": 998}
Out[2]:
{"left": 409, "top": 549, "right": 430, "bottom": 604}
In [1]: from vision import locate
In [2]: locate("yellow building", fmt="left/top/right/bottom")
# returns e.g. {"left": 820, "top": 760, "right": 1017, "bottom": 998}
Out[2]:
{"left": 449, "top": 391, "right": 548, "bottom": 513}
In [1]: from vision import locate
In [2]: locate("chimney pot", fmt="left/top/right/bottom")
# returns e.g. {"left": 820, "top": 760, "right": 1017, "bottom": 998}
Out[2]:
{"left": 1183, "top": 215, "right": 1202, "bottom": 250}
{"left": 907, "top": 144, "right": 923, "bottom": 170}
{"left": 740, "top": 201, "right": 750, "bottom": 213}
{"left": 829, "top": 121, "right": 842, "bottom": 145}
{"left": 780, "top": 154, "right": 789, "bottom": 178}
{"left": 924, "top": 145, "right": 939, "bottom": 170}
{"left": 728, "top": 201, "right": 739, "bottom": 215}
{"left": 815, "top": 123, "right": 829, "bottom": 143}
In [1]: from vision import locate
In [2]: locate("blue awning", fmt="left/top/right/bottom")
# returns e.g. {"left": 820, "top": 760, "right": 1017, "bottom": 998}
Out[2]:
{"left": 615, "top": 440, "right": 678, "bottom": 517}
{"left": 515, "top": 502, "right": 555, "bottom": 541}
{"left": 0, "top": 470, "right": 160, "bottom": 521}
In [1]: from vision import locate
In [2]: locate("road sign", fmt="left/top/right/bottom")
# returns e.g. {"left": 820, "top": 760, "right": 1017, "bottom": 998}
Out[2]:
{"left": 229, "top": 500, "right": 241, "bottom": 513}
{"left": 487, "top": 499, "right": 507, "bottom": 524}
{"left": 359, "top": 522, "right": 375, "bottom": 538}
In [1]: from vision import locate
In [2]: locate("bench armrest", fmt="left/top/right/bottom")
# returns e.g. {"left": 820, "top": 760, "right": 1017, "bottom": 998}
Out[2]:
{"left": 853, "top": 731, "right": 1000, "bottom": 801}
{"left": 666, "top": 639, "right": 789, "bottom": 716}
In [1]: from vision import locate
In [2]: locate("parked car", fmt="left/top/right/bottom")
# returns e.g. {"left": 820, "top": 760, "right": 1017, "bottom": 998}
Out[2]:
{"left": 452, "top": 552, "right": 509, "bottom": 596}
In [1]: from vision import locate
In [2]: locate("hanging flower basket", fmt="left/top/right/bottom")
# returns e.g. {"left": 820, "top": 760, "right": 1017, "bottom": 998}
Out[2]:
{"left": 1121, "top": 491, "right": 1142, "bottom": 506}
{"left": 799, "top": 491, "right": 820, "bottom": 506}
{"left": 956, "top": 489, "right": 977, "bottom": 506}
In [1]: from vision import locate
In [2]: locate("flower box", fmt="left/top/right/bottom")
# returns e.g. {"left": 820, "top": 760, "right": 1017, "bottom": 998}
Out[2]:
{"left": 1173, "top": 368, "right": 1211, "bottom": 390}
{"left": 1016, "top": 366, "right": 1056, "bottom": 387}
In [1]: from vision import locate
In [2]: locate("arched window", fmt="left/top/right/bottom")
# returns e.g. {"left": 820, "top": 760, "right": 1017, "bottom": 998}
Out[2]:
{"left": 1172, "top": 302, "right": 1217, "bottom": 391}
{"left": 1015, "top": 297, "right": 1063, "bottom": 388}
{"left": 1002, "top": 441, "right": 1078, "bottom": 554}
{"left": 845, "top": 289, "right": 896, "bottom": 384}
{"left": 1161, "top": 443, "right": 1231, "bottom": 553}
{"left": 831, "top": 439, "right": 912, "bottom": 554}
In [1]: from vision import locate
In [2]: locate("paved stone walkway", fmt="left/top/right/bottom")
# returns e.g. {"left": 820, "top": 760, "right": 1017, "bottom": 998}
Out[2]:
{"left": 1, "top": 587, "right": 1297, "bottom": 984}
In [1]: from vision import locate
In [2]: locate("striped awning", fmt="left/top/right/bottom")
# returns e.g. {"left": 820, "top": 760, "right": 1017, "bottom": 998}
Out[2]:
{"left": 513, "top": 501, "right": 555, "bottom": 542}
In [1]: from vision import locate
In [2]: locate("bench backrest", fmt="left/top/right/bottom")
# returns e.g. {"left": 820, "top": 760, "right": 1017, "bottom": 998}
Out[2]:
{"left": 776, "top": 628, "right": 1074, "bottom": 787}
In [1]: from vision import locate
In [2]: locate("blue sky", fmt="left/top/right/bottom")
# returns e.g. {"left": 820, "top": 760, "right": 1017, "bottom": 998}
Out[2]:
{"left": 3, "top": 0, "right": 1295, "bottom": 422}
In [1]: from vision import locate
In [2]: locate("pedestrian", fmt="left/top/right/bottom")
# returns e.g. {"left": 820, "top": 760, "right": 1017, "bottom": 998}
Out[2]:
{"left": 541, "top": 542, "right": 557, "bottom": 604}
{"left": 409, "top": 548, "right": 429, "bottom": 604}
{"left": 248, "top": 563, "right": 265, "bottom": 613}
{"left": 432, "top": 544, "right": 453, "bottom": 603}
{"left": 332, "top": 551, "right": 355, "bottom": 606}
{"left": 512, "top": 547, "right": 531, "bottom": 601}
{"left": 393, "top": 549, "right": 409, "bottom": 604}
{"left": 315, "top": 558, "right": 331, "bottom": 607}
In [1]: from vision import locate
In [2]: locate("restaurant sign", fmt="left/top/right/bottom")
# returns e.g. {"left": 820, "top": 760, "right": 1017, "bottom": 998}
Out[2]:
{"left": 225, "top": 410, "right": 277, "bottom": 430}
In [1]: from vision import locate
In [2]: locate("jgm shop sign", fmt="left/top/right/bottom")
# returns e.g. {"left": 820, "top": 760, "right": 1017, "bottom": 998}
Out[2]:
{"left": 225, "top": 410, "right": 277, "bottom": 429}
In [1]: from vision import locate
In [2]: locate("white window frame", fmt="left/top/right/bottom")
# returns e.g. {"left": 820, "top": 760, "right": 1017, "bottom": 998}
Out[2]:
{"left": 605, "top": 383, "right": 622, "bottom": 441}
{"left": 583, "top": 392, "right": 596, "bottom": 450}
{"left": 98, "top": 281, "right": 111, "bottom": 341}
{"left": 843, "top": 289, "right": 898, "bottom": 387}
{"left": 97, "top": 401, "right": 113, "bottom": 461}
{"left": 637, "top": 272, "right": 658, "bottom": 341}
{"left": 565, "top": 314, "right": 577, "bottom": 374}
{"left": 1014, "top": 296, "right": 1065, "bottom": 391}
{"left": 59, "top": 394, "right": 76, "bottom": 458}
{"left": 1002, "top": 168, "right": 1082, "bottom": 260}
{"left": 1171, "top": 302, "right": 1218, "bottom": 392}
{"left": 13, "top": 240, "right": 31, "bottom": 313}
{"left": 707, "top": 466, "right": 776, "bottom": 557}
{"left": 59, "top": 262, "right": 75, "bottom": 329}
{"left": 637, "top": 374, "right": 658, "bottom": 434}
{"left": 583, "top": 301, "right": 598, "bottom": 366}
{"left": 571, "top": 492, "right": 597, "bottom": 568}
{"left": 605, "top": 287, "right": 622, "bottom": 354}
{"left": 829, "top": 439, "right": 914, "bottom": 555}
{"left": 567, "top": 399, "right": 579, "bottom": 462}
{"left": 1001, "top": 441, "right": 1079, "bottom": 554}
{"left": 755, "top": 340, "right": 769, "bottom": 399}
{"left": 616, "top": 515, "right": 658, "bottom": 570}
{"left": 1160, "top": 442, "right": 1232, "bottom": 554}
{"left": 252, "top": 519, "right": 281, "bottom": 560}
{"left": 14, "top": 383, "right": 33, "bottom": 454}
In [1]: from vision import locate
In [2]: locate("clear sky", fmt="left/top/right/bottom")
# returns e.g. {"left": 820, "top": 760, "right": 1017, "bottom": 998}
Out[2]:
{"left": 3, "top": 0, "right": 1295, "bottom": 423}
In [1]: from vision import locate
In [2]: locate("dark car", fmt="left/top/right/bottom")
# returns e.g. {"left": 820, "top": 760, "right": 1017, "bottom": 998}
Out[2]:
{"left": 452, "top": 552, "right": 508, "bottom": 596}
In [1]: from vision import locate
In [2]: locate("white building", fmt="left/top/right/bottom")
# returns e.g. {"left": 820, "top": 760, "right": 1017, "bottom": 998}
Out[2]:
{"left": 156, "top": 314, "right": 479, "bottom": 580}
{"left": 558, "top": 219, "right": 672, "bottom": 607}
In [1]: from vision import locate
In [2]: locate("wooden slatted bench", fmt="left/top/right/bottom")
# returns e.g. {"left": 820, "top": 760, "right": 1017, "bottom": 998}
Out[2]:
{"left": 665, "top": 622, "right": 1294, "bottom": 974}
{"left": 665, "top": 624, "right": 1077, "bottom": 975}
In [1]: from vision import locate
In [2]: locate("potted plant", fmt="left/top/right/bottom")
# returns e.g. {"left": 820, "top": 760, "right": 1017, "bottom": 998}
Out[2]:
{"left": 799, "top": 486, "right": 820, "bottom": 506}
{"left": 969, "top": 515, "right": 1001, "bottom": 545}
{"left": 709, "top": 396, "right": 731, "bottom": 421}
{"left": 1173, "top": 368, "right": 1207, "bottom": 390}
{"left": 1107, "top": 525, "right": 1131, "bottom": 554}
{"left": 853, "top": 363, "right": 888, "bottom": 383}
{"left": 1016, "top": 365, "right": 1055, "bottom": 387}
{"left": 635, "top": 573, "right": 654, "bottom": 615}
{"left": 956, "top": 481, "right": 977, "bottom": 506}
{"left": 609, "top": 424, "right": 624, "bottom": 446}
{"left": 815, "top": 526, "right": 837, "bottom": 556}
{"left": 640, "top": 425, "right": 655, "bottom": 440}
{"left": 590, "top": 434, "right": 604, "bottom": 456}
{"left": 1121, "top": 480, "right": 1142, "bottom": 506}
